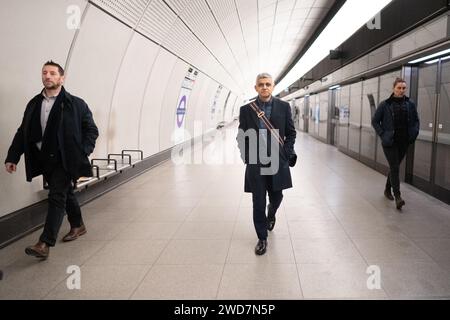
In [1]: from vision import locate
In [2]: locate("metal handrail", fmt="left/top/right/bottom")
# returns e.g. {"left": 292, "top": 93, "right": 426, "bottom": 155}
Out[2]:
{"left": 90, "top": 158, "right": 117, "bottom": 171}
{"left": 108, "top": 153, "right": 131, "bottom": 165}
{"left": 121, "top": 149, "right": 143, "bottom": 160}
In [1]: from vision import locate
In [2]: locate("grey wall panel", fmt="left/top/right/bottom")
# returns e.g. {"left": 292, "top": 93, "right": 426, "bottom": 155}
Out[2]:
{"left": 64, "top": 6, "right": 132, "bottom": 158}
{"left": 139, "top": 49, "right": 178, "bottom": 155}
{"left": 108, "top": 33, "right": 159, "bottom": 154}
{"left": 0, "top": 0, "right": 88, "bottom": 217}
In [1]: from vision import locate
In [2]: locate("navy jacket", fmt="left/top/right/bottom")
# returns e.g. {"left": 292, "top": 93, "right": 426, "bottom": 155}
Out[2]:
{"left": 5, "top": 87, "right": 99, "bottom": 181}
{"left": 236, "top": 97, "right": 296, "bottom": 192}
{"left": 371, "top": 94, "right": 420, "bottom": 147}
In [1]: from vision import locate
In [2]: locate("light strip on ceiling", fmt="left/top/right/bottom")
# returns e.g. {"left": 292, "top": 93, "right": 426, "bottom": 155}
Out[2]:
{"left": 409, "top": 48, "right": 450, "bottom": 64}
{"left": 272, "top": 0, "right": 393, "bottom": 96}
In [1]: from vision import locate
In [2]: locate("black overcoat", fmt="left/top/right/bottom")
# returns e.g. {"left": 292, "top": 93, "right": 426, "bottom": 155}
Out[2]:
{"left": 236, "top": 97, "right": 296, "bottom": 192}
{"left": 5, "top": 87, "right": 99, "bottom": 181}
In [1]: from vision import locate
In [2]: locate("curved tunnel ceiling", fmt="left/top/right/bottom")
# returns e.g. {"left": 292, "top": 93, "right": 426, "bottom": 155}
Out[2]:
{"left": 90, "top": 0, "right": 337, "bottom": 99}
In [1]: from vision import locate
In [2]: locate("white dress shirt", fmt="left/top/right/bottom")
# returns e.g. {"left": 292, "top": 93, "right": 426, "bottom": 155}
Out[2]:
{"left": 36, "top": 92, "right": 58, "bottom": 150}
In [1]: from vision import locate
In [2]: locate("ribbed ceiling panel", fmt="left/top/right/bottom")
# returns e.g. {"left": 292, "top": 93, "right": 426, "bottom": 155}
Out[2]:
{"left": 91, "top": 0, "right": 149, "bottom": 27}
{"left": 90, "top": 0, "right": 336, "bottom": 96}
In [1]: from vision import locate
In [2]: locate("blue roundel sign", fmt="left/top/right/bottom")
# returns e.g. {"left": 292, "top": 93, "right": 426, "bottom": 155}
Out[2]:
{"left": 176, "top": 95, "right": 187, "bottom": 128}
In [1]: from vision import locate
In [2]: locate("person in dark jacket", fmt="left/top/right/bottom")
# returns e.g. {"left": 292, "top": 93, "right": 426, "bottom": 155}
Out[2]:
{"left": 371, "top": 77, "right": 420, "bottom": 210}
{"left": 4, "top": 61, "right": 99, "bottom": 259}
{"left": 237, "top": 73, "right": 296, "bottom": 255}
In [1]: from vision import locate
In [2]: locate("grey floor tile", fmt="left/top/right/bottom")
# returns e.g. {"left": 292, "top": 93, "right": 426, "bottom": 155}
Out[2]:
{"left": 291, "top": 237, "right": 366, "bottom": 264}
{"left": 174, "top": 222, "right": 235, "bottom": 240}
{"left": 285, "top": 204, "right": 337, "bottom": 221}
{"left": 156, "top": 239, "right": 229, "bottom": 265}
{"left": 288, "top": 220, "right": 348, "bottom": 239}
{"left": 413, "top": 239, "right": 450, "bottom": 262}
{"left": 83, "top": 208, "right": 144, "bottom": 223}
{"left": 340, "top": 219, "right": 406, "bottom": 239}
{"left": 352, "top": 236, "right": 433, "bottom": 264}
{"left": 186, "top": 206, "right": 239, "bottom": 222}
{"left": 44, "top": 265, "right": 150, "bottom": 299}
{"left": 84, "top": 240, "right": 168, "bottom": 266}
{"left": 396, "top": 219, "right": 450, "bottom": 239}
{"left": 217, "top": 263, "right": 302, "bottom": 299}
{"left": 133, "top": 206, "right": 192, "bottom": 222}
{"left": 131, "top": 264, "right": 223, "bottom": 299}
{"left": 377, "top": 261, "right": 450, "bottom": 298}
{"left": 298, "top": 262, "right": 388, "bottom": 299}
{"left": 0, "top": 259, "right": 70, "bottom": 299}
{"left": 114, "top": 222, "right": 181, "bottom": 240}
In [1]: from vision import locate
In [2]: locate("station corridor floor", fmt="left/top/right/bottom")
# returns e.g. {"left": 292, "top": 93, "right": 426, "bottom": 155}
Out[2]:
{"left": 1, "top": 129, "right": 450, "bottom": 300}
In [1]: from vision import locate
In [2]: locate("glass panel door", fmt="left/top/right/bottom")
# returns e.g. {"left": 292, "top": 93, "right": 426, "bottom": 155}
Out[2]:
{"left": 435, "top": 60, "right": 450, "bottom": 195}
{"left": 413, "top": 63, "right": 437, "bottom": 182}
{"left": 348, "top": 82, "right": 362, "bottom": 155}
{"left": 338, "top": 85, "right": 350, "bottom": 150}
{"left": 360, "top": 77, "right": 378, "bottom": 163}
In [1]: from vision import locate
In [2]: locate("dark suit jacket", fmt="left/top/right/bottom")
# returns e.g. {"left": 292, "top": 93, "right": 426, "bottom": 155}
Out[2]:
{"left": 236, "top": 97, "right": 296, "bottom": 192}
{"left": 5, "top": 87, "right": 99, "bottom": 181}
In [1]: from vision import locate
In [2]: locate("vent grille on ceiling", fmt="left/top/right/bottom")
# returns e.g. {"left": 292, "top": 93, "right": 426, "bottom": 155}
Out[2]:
{"left": 91, "top": 0, "right": 149, "bottom": 27}
{"left": 163, "top": 0, "right": 190, "bottom": 15}
{"left": 89, "top": 0, "right": 248, "bottom": 93}
{"left": 137, "top": 0, "right": 177, "bottom": 45}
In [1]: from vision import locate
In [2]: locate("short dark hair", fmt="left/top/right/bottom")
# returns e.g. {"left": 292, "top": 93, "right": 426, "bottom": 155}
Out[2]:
{"left": 43, "top": 60, "right": 64, "bottom": 76}
{"left": 393, "top": 77, "right": 406, "bottom": 88}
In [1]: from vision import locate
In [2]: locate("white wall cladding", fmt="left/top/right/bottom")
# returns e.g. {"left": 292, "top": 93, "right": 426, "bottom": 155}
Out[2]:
{"left": 0, "top": 0, "right": 88, "bottom": 216}
{"left": 64, "top": 6, "right": 132, "bottom": 159}
{"left": 139, "top": 49, "right": 178, "bottom": 155}
{"left": 107, "top": 32, "right": 160, "bottom": 154}
{"left": 1, "top": 0, "right": 335, "bottom": 218}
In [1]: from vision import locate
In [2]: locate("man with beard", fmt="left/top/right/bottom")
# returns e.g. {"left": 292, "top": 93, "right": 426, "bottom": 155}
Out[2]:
{"left": 4, "top": 61, "right": 98, "bottom": 259}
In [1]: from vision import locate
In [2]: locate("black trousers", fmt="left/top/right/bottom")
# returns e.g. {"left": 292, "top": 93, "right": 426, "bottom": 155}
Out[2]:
{"left": 382, "top": 142, "right": 409, "bottom": 197}
{"left": 39, "top": 163, "right": 83, "bottom": 247}
{"left": 251, "top": 173, "right": 283, "bottom": 240}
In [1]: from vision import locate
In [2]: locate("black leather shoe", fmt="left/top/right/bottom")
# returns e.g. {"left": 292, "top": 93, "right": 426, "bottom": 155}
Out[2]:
{"left": 395, "top": 196, "right": 405, "bottom": 210}
{"left": 384, "top": 189, "right": 394, "bottom": 201}
{"left": 255, "top": 240, "right": 267, "bottom": 255}
{"left": 267, "top": 204, "right": 276, "bottom": 231}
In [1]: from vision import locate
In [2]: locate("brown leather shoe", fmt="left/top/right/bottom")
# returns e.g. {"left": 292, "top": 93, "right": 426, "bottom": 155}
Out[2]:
{"left": 25, "top": 241, "right": 49, "bottom": 259}
{"left": 62, "top": 224, "right": 87, "bottom": 242}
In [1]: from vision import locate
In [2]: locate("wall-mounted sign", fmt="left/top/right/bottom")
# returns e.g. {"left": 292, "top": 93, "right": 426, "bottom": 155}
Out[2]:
{"left": 174, "top": 67, "right": 198, "bottom": 144}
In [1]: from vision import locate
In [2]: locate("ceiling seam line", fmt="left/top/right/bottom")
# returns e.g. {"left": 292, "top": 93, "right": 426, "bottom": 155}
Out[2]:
{"left": 162, "top": 0, "right": 243, "bottom": 91}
